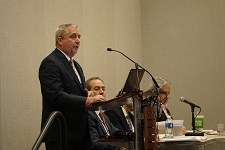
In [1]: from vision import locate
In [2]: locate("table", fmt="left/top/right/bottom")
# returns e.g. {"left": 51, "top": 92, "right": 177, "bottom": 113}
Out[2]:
{"left": 100, "top": 134, "right": 225, "bottom": 150}
{"left": 158, "top": 134, "right": 225, "bottom": 150}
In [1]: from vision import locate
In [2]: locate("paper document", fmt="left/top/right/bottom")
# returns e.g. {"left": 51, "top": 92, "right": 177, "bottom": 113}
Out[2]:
{"left": 162, "top": 135, "right": 207, "bottom": 142}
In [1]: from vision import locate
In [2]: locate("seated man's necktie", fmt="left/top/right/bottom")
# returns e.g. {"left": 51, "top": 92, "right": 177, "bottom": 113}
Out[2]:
{"left": 99, "top": 111, "right": 110, "bottom": 135}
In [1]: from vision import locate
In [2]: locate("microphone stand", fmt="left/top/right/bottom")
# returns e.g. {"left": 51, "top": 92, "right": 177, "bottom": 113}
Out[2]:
{"left": 185, "top": 106, "right": 204, "bottom": 136}
{"left": 135, "top": 62, "right": 140, "bottom": 91}
{"left": 107, "top": 48, "right": 161, "bottom": 150}
{"left": 191, "top": 106, "right": 196, "bottom": 131}
{"left": 107, "top": 48, "right": 160, "bottom": 88}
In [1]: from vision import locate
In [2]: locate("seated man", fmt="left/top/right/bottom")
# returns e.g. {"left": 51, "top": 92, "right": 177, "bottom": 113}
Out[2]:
{"left": 144, "top": 77, "right": 172, "bottom": 121}
{"left": 144, "top": 77, "right": 186, "bottom": 134}
{"left": 85, "top": 77, "right": 121, "bottom": 150}
{"left": 105, "top": 97, "right": 134, "bottom": 132}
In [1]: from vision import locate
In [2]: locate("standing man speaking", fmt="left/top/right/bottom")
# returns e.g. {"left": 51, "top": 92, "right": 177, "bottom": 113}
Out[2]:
{"left": 39, "top": 24, "right": 105, "bottom": 150}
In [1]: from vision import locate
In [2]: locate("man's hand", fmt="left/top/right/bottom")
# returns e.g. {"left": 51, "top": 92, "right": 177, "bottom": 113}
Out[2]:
{"left": 85, "top": 88, "right": 94, "bottom": 97}
{"left": 85, "top": 92, "right": 106, "bottom": 108}
{"left": 182, "top": 126, "right": 186, "bottom": 135}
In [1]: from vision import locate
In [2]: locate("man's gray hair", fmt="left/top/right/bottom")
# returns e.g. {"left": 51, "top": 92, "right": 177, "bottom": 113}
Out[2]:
{"left": 55, "top": 24, "right": 78, "bottom": 45}
{"left": 149, "top": 77, "right": 171, "bottom": 91}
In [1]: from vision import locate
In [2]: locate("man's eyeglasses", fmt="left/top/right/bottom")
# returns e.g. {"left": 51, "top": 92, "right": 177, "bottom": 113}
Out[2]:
{"left": 161, "top": 91, "right": 170, "bottom": 96}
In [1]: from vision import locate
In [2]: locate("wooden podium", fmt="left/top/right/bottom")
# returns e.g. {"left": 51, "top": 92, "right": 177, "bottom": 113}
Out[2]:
{"left": 85, "top": 91, "right": 142, "bottom": 111}
{"left": 87, "top": 91, "right": 158, "bottom": 150}
{"left": 143, "top": 107, "right": 158, "bottom": 150}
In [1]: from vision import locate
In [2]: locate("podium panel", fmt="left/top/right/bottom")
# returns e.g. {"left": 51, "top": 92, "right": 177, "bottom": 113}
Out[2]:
{"left": 143, "top": 107, "right": 158, "bottom": 150}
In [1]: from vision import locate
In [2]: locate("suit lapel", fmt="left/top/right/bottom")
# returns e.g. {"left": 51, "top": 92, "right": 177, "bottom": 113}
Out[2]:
{"left": 53, "top": 49, "right": 85, "bottom": 93}
{"left": 73, "top": 60, "right": 85, "bottom": 87}
{"left": 119, "top": 107, "right": 130, "bottom": 130}
{"left": 129, "top": 112, "right": 134, "bottom": 124}
{"left": 94, "top": 111, "right": 108, "bottom": 135}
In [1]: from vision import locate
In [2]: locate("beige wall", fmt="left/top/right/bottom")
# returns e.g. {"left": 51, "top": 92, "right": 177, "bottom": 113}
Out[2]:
{"left": 1, "top": 0, "right": 225, "bottom": 149}
{"left": 141, "top": 0, "right": 225, "bottom": 130}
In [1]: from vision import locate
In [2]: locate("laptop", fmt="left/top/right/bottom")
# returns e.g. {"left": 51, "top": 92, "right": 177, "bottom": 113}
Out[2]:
{"left": 120, "top": 69, "right": 145, "bottom": 95}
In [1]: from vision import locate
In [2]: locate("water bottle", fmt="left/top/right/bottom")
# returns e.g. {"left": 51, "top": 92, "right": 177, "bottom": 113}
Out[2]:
{"left": 165, "top": 116, "right": 173, "bottom": 138}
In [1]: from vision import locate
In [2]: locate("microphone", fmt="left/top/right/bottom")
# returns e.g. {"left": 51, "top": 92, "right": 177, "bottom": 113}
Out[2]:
{"left": 107, "top": 48, "right": 113, "bottom": 51}
{"left": 107, "top": 48, "right": 160, "bottom": 88}
{"left": 107, "top": 48, "right": 136, "bottom": 65}
{"left": 179, "top": 97, "right": 200, "bottom": 108}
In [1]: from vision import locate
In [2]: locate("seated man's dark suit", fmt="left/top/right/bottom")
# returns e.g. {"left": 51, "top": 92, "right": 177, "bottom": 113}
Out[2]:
{"left": 105, "top": 106, "right": 134, "bottom": 131}
{"left": 156, "top": 106, "right": 172, "bottom": 122}
{"left": 142, "top": 97, "right": 172, "bottom": 122}
{"left": 87, "top": 111, "right": 120, "bottom": 150}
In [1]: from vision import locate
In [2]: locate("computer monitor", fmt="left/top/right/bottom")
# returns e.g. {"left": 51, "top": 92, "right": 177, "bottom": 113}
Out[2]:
{"left": 120, "top": 69, "right": 145, "bottom": 95}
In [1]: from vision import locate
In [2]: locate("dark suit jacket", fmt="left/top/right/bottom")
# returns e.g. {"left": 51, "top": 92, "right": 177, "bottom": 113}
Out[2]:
{"left": 105, "top": 106, "right": 134, "bottom": 131}
{"left": 39, "top": 49, "right": 89, "bottom": 142}
{"left": 142, "top": 97, "right": 172, "bottom": 122}
{"left": 156, "top": 107, "right": 172, "bottom": 122}
{"left": 88, "top": 111, "right": 120, "bottom": 150}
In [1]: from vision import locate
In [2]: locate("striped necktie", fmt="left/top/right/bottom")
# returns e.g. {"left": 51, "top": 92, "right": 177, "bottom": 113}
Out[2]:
{"left": 70, "top": 59, "right": 81, "bottom": 83}
{"left": 99, "top": 111, "right": 110, "bottom": 135}
{"left": 126, "top": 115, "right": 133, "bottom": 132}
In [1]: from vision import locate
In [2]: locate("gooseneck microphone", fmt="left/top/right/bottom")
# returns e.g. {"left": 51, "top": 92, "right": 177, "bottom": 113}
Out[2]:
{"left": 179, "top": 97, "right": 201, "bottom": 108}
{"left": 107, "top": 48, "right": 160, "bottom": 88}
{"left": 180, "top": 96, "right": 203, "bottom": 136}
{"left": 107, "top": 48, "right": 136, "bottom": 66}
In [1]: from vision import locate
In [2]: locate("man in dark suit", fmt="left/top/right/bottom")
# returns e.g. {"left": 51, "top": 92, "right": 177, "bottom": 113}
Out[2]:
{"left": 39, "top": 24, "right": 106, "bottom": 150}
{"left": 85, "top": 77, "right": 121, "bottom": 150}
{"left": 105, "top": 98, "right": 134, "bottom": 132}
{"left": 88, "top": 111, "right": 120, "bottom": 150}
{"left": 144, "top": 77, "right": 172, "bottom": 122}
